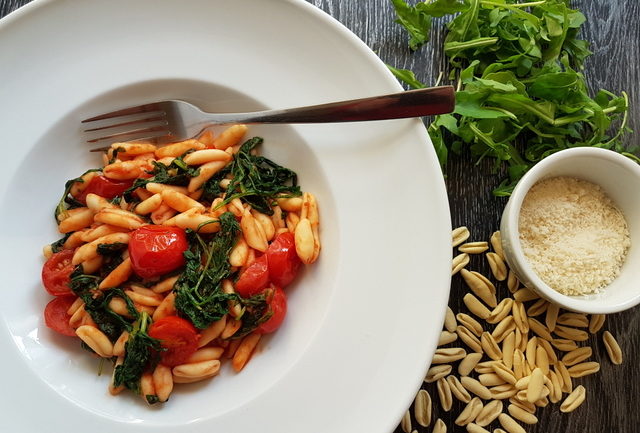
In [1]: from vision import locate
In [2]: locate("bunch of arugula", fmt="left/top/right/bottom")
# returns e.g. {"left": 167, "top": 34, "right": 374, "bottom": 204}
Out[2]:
{"left": 390, "top": 0, "right": 634, "bottom": 195}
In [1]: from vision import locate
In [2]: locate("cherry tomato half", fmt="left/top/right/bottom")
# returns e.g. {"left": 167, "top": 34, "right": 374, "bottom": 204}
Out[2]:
{"left": 257, "top": 286, "right": 287, "bottom": 334}
{"left": 42, "top": 249, "right": 75, "bottom": 296}
{"left": 266, "top": 232, "right": 301, "bottom": 288}
{"left": 44, "top": 296, "right": 78, "bottom": 337}
{"left": 148, "top": 316, "right": 199, "bottom": 367}
{"left": 235, "top": 254, "right": 269, "bottom": 297}
{"left": 76, "top": 175, "right": 133, "bottom": 203}
{"left": 128, "top": 226, "right": 188, "bottom": 279}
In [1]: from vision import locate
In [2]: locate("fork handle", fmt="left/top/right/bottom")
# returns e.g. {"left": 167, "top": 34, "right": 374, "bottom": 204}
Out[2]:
{"left": 205, "top": 86, "right": 455, "bottom": 124}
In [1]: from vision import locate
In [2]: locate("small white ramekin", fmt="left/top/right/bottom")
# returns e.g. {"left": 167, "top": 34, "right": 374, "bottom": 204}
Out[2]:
{"left": 500, "top": 147, "right": 640, "bottom": 314}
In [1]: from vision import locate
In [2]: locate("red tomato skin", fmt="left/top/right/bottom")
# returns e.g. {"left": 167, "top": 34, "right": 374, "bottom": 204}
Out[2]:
{"left": 148, "top": 316, "right": 199, "bottom": 367}
{"left": 257, "top": 287, "right": 287, "bottom": 334}
{"left": 235, "top": 254, "right": 270, "bottom": 297}
{"left": 128, "top": 226, "right": 188, "bottom": 279}
{"left": 76, "top": 175, "right": 133, "bottom": 202}
{"left": 44, "top": 296, "right": 78, "bottom": 337}
{"left": 266, "top": 232, "right": 301, "bottom": 288}
{"left": 42, "top": 249, "right": 75, "bottom": 296}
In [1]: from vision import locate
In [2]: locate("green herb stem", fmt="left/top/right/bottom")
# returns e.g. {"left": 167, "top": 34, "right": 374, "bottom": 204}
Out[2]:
{"left": 445, "top": 37, "right": 499, "bottom": 53}
{"left": 553, "top": 110, "right": 593, "bottom": 127}
{"left": 484, "top": 107, "right": 518, "bottom": 121}
{"left": 602, "top": 91, "right": 630, "bottom": 147}
{"left": 481, "top": 0, "right": 546, "bottom": 7}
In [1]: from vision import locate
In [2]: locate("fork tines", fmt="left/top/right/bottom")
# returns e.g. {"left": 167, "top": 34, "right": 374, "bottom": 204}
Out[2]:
{"left": 81, "top": 102, "right": 164, "bottom": 123}
{"left": 82, "top": 102, "right": 171, "bottom": 144}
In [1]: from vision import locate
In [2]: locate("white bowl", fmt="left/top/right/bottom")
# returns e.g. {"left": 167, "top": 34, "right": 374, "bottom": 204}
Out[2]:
{"left": 500, "top": 147, "right": 640, "bottom": 314}
{"left": 0, "top": 1, "right": 452, "bottom": 432}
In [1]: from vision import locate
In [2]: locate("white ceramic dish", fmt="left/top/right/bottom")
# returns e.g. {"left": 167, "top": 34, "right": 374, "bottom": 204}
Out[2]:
{"left": 501, "top": 147, "right": 640, "bottom": 314}
{"left": 0, "top": 1, "right": 452, "bottom": 432}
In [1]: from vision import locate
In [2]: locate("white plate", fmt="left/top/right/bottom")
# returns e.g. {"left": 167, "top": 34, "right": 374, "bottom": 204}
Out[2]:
{"left": 0, "top": 1, "right": 451, "bottom": 432}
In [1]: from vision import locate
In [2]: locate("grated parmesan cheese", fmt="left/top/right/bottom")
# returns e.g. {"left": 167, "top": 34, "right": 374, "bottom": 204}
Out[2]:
{"left": 518, "top": 176, "right": 630, "bottom": 296}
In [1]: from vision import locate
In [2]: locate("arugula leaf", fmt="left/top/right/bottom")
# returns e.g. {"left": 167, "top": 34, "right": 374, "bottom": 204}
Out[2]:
{"left": 69, "top": 266, "right": 138, "bottom": 341}
{"left": 391, "top": 0, "right": 433, "bottom": 50}
{"left": 428, "top": 122, "right": 449, "bottom": 167}
{"left": 387, "top": 65, "right": 426, "bottom": 89}
{"left": 200, "top": 166, "right": 232, "bottom": 204}
{"left": 174, "top": 213, "right": 241, "bottom": 329}
{"left": 389, "top": 0, "right": 634, "bottom": 195}
{"left": 528, "top": 71, "right": 581, "bottom": 102}
{"left": 209, "top": 137, "right": 301, "bottom": 215}
{"left": 69, "top": 266, "right": 101, "bottom": 294}
{"left": 123, "top": 157, "right": 199, "bottom": 200}
{"left": 55, "top": 169, "right": 101, "bottom": 222}
{"left": 419, "top": 0, "right": 466, "bottom": 17}
{"left": 454, "top": 91, "right": 513, "bottom": 119}
{"left": 231, "top": 291, "right": 273, "bottom": 340}
{"left": 108, "top": 146, "right": 126, "bottom": 164}
{"left": 50, "top": 233, "right": 72, "bottom": 253}
{"left": 174, "top": 212, "right": 271, "bottom": 334}
{"left": 94, "top": 242, "right": 127, "bottom": 278}
{"left": 70, "top": 267, "right": 162, "bottom": 396}
{"left": 96, "top": 242, "right": 128, "bottom": 256}
{"left": 146, "top": 394, "right": 161, "bottom": 405}
{"left": 446, "top": 0, "right": 479, "bottom": 43}
{"left": 113, "top": 312, "right": 163, "bottom": 394}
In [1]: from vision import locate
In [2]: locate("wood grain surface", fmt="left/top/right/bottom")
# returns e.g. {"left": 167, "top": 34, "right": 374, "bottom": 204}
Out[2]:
{"left": 1, "top": 1, "right": 638, "bottom": 432}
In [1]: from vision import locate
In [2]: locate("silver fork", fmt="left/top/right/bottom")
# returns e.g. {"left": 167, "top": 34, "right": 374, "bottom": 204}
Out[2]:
{"left": 82, "top": 86, "right": 455, "bottom": 144}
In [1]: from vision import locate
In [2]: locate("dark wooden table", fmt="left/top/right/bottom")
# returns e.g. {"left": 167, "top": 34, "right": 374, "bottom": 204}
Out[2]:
{"left": 1, "top": 1, "right": 638, "bottom": 432}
